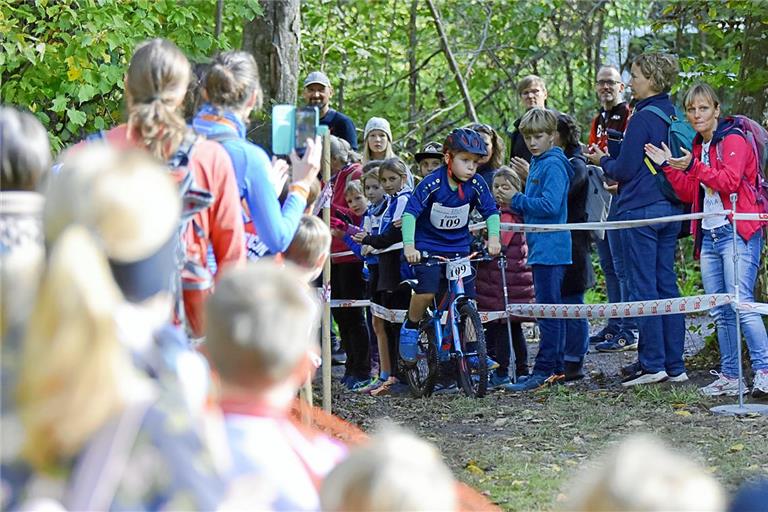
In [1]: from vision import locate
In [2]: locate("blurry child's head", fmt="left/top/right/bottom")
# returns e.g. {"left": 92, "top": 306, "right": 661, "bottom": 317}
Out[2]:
{"left": 519, "top": 107, "right": 557, "bottom": 157}
{"left": 442, "top": 128, "right": 487, "bottom": 184}
{"left": 566, "top": 434, "right": 725, "bottom": 512}
{"left": 362, "top": 169, "right": 385, "bottom": 205}
{"left": 0, "top": 106, "right": 51, "bottom": 192}
{"left": 414, "top": 142, "right": 443, "bottom": 177}
{"left": 206, "top": 261, "right": 320, "bottom": 390}
{"left": 492, "top": 166, "right": 522, "bottom": 206}
{"left": 465, "top": 123, "right": 505, "bottom": 169}
{"left": 363, "top": 117, "right": 395, "bottom": 164}
{"left": 378, "top": 158, "right": 408, "bottom": 196}
{"left": 554, "top": 113, "right": 582, "bottom": 151}
{"left": 344, "top": 179, "right": 368, "bottom": 216}
{"left": 304, "top": 178, "right": 322, "bottom": 214}
{"left": 321, "top": 426, "right": 456, "bottom": 512}
{"left": 283, "top": 215, "right": 331, "bottom": 282}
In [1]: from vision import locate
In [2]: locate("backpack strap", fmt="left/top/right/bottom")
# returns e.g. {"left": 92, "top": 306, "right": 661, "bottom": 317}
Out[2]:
{"left": 643, "top": 105, "right": 673, "bottom": 125}
{"left": 63, "top": 396, "right": 155, "bottom": 511}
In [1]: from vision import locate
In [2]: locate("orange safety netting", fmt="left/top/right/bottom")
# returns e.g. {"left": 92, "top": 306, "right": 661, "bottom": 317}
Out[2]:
{"left": 290, "top": 400, "right": 500, "bottom": 512}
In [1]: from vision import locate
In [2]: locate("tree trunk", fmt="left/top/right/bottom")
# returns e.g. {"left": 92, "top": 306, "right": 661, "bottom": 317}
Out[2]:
{"left": 425, "top": 0, "right": 478, "bottom": 123}
{"left": 407, "top": 0, "right": 419, "bottom": 146}
{"left": 734, "top": 13, "right": 768, "bottom": 122}
{"left": 242, "top": 0, "right": 301, "bottom": 147}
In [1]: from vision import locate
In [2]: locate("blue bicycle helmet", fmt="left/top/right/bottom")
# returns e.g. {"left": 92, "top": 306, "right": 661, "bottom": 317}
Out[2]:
{"left": 443, "top": 128, "right": 488, "bottom": 157}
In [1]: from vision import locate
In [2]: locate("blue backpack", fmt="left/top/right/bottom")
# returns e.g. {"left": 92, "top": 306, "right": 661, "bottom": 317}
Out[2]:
{"left": 643, "top": 105, "right": 697, "bottom": 205}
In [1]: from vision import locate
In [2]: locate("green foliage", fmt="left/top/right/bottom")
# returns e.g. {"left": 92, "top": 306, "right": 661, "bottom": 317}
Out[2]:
{"left": 1, "top": 0, "right": 261, "bottom": 152}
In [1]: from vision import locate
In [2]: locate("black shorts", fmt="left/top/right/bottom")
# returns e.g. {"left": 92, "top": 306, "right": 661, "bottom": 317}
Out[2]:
{"left": 412, "top": 252, "right": 476, "bottom": 298}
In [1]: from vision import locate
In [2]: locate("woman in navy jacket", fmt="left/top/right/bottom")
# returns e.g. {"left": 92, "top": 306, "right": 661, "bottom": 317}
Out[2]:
{"left": 586, "top": 52, "right": 687, "bottom": 387}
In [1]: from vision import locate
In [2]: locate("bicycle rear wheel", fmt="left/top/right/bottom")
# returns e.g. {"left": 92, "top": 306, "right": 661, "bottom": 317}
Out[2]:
{"left": 403, "top": 324, "right": 438, "bottom": 398}
{"left": 456, "top": 301, "right": 488, "bottom": 398}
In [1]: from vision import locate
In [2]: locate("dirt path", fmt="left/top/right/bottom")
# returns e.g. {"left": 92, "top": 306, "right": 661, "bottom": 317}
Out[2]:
{"left": 325, "top": 319, "right": 768, "bottom": 511}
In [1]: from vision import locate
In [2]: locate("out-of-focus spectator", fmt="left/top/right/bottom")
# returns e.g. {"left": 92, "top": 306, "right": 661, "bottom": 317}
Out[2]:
{"left": 565, "top": 434, "right": 725, "bottom": 511}
{"left": 70, "top": 38, "right": 245, "bottom": 337}
{"left": 0, "top": 106, "right": 50, "bottom": 468}
{"left": 283, "top": 214, "right": 332, "bottom": 282}
{"left": 207, "top": 261, "right": 346, "bottom": 511}
{"left": 4, "top": 148, "right": 225, "bottom": 511}
{"left": 193, "top": 50, "right": 321, "bottom": 260}
{"left": 321, "top": 426, "right": 456, "bottom": 512}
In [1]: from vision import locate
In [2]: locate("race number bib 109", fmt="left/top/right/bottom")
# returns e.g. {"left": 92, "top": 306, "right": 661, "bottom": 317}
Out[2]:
{"left": 446, "top": 257, "right": 472, "bottom": 280}
{"left": 430, "top": 203, "right": 470, "bottom": 230}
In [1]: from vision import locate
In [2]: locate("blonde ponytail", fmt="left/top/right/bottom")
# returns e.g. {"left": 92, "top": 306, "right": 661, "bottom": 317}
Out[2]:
{"left": 17, "top": 226, "right": 139, "bottom": 471}
{"left": 125, "top": 38, "right": 191, "bottom": 161}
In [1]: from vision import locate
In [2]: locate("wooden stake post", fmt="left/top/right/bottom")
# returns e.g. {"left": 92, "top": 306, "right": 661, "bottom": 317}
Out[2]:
{"left": 320, "top": 128, "right": 333, "bottom": 413}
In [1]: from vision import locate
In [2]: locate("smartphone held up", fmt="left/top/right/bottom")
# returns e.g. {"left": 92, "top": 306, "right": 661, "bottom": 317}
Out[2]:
{"left": 271, "top": 105, "right": 319, "bottom": 157}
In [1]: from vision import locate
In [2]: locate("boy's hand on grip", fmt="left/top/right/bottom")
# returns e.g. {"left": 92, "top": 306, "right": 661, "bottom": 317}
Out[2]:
{"left": 487, "top": 237, "right": 501, "bottom": 257}
{"left": 404, "top": 245, "right": 421, "bottom": 264}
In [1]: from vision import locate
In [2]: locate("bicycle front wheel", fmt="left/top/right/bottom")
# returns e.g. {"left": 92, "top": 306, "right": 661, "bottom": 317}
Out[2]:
{"left": 403, "top": 324, "right": 438, "bottom": 398}
{"left": 456, "top": 301, "right": 488, "bottom": 398}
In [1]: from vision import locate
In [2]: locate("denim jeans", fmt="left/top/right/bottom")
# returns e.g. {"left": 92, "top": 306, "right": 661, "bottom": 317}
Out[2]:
{"left": 619, "top": 201, "right": 685, "bottom": 375}
{"left": 607, "top": 219, "right": 638, "bottom": 336}
{"left": 563, "top": 292, "right": 589, "bottom": 362}
{"left": 531, "top": 264, "right": 566, "bottom": 376}
{"left": 596, "top": 236, "right": 621, "bottom": 333}
{"left": 701, "top": 226, "right": 768, "bottom": 377}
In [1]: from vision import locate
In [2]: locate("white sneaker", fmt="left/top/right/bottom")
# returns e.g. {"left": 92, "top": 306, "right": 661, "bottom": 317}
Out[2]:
{"left": 699, "top": 370, "right": 748, "bottom": 397}
{"left": 621, "top": 370, "right": 668, "bottom": 387}
{"left": 667, "top": 372, "right": 689, "bottom": 383}
{"left": 752, "top": 369, "right": 768, "bottom": 399}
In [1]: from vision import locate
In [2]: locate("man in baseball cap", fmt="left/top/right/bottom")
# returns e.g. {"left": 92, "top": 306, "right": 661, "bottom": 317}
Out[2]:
{"left": 302, "top": 71, "right": 358, "bottom": 150}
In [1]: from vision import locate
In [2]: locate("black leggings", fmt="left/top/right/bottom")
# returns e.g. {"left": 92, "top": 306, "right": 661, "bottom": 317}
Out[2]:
{"left": 331, "top": 262, "right": 370, "bottom": 379}
{"left": 485, "top": 321, "right": 528, "bottom": 375}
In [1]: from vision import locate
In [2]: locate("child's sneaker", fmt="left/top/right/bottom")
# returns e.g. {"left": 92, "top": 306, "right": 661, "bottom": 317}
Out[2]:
{"left": 589, "top": 327, "right": 617, "bottom": 344}
{"left": 353, "top": 376, "right": 381, "bottom": 393}
{"left": 345, "top": 375, "right": 370, "bottom": 391}
{"left": 699, "top": 370, "right": 748, "bottom": 396}
{"left": 489, "top": 372, "right": 511, "bottom": 388}
{"left": 503, "top": 373, "right": 562, "bottom": 392}
{"left": 596, "top": 333, "right": 637, "bottom": 352}
{"left": 399, "top": 324, "right": 419, "bottom": 363}
{"left": 751, "top": 369, "right": 768, "bottom": 399}
{"left": 468, "top": 355, "right": 499, "bottom": 371}
{"left": 369, "top": 376, "right": 399, "bottom": 396}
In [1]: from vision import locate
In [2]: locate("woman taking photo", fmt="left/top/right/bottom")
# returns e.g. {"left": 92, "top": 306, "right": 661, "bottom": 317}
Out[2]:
{"left": 586, "top": 52, "right": 686, "bottom": 387}
{"left": 645, "top": 83, "right": 768, "bottom": 398}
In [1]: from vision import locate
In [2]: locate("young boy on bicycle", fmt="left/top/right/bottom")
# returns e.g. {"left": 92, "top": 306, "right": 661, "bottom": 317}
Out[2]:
{"left": 399, "top": 128, "right": 501, "bottom": 364}
{"left": 504, "top": 107, "right": 573, "bottom": 392}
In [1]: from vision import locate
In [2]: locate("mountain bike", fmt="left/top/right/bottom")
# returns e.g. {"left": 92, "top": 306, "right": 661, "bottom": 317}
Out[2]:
{"left": 402, "top": 251, "right": 491, "bottom": 398}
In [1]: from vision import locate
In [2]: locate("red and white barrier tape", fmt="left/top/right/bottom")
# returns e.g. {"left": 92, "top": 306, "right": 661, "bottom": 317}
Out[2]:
{"left": 324, "top": 293, "right": 767, "bottom": 321}
{"left": 331, "top": 210, "right": 767, "bottom": 258}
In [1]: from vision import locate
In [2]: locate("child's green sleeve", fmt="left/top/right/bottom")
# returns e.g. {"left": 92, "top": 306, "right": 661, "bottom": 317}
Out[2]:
{"left": 486, "top": 213, "right": 500, "bottom": 238}
{"left": 402, "top": 213, "right": 416, "bottom": 245}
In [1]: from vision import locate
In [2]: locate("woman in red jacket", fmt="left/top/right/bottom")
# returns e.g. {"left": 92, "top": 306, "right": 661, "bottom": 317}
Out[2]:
{"left": 644, "top": 82, "right": 768, "bottom": 399}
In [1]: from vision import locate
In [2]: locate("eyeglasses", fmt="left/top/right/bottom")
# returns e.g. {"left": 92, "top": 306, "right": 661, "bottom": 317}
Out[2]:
{"left": 596, "top": 80, "right": 620, "bottom": 87}
{"left": 521, "top": 89, "right": 542, "bottom": 97}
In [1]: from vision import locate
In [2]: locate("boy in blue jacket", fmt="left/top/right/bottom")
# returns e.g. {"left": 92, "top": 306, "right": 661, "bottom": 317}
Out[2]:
{"left": 399, "top": 128, "right": 501, "bottom": 368}
{"left": 505, "top": 108, "right": 573, "bottom": 392}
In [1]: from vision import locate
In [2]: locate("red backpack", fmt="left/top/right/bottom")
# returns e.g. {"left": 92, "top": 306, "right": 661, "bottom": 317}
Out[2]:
{"left": 716, "top": 115, "right": 768, "bottom": 219}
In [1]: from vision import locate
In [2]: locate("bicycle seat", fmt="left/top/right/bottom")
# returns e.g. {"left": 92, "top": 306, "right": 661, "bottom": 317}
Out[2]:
{"left": 401, "top": 278, "right": 419, "bottom": 290}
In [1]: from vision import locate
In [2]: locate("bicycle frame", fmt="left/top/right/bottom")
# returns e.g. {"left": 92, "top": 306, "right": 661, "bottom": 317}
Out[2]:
{"left": 422, "top": 254, "right": 480, "bottom": 360}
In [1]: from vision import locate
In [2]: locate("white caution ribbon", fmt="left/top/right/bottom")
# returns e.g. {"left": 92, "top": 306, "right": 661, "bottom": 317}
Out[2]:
{"left": 324, "top": 294, "right": 768, "bottom": 322}
{"left": 330, "top": 210, "right": 768, "bottom": 257}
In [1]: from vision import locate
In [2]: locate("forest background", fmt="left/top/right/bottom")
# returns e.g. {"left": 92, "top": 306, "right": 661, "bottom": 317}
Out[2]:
{"left": 2, "top": 0, "right": 767, "bottom": 304}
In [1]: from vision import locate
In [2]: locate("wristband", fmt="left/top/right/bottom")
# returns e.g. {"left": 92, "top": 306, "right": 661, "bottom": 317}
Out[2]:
{"left": 289, "top": 182, "right": 310, "bottom": 200}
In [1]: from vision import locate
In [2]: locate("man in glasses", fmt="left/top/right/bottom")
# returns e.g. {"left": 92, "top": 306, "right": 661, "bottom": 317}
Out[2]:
{"left": 587, "top": 65, "right": 638, "bottom": 353}
{"left": 508, "top": 75, "right": 555, "bottom": 179}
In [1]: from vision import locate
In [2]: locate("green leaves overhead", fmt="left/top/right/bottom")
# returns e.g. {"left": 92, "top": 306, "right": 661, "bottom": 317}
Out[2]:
{"left": 1, "top": 0, "right": 262, "bottom": 152}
